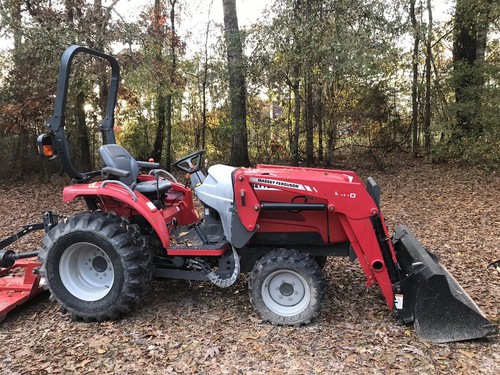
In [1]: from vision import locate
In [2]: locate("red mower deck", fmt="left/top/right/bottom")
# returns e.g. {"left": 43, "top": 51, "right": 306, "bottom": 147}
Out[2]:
{"left": 0, "top": 259, "right": 43, "bottom": 320}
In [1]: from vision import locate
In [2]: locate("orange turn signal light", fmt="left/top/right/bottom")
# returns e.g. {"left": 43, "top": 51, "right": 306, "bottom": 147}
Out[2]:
{"left": 40, "top": 145, "right": 54, "bottom": 157}
{"left": 37, "top": 133, "right": 55, "bottom": 157}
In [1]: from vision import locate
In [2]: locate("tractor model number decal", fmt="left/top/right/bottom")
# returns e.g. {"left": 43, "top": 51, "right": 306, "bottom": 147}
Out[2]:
{"left": 249, "top": 177, "right": 317, "bottom": 192}
{"left": 335, "top": 191, "right": 357, "bottom": 198}
{"left": 251, "top": 184, "right": 279, "bottom": 191}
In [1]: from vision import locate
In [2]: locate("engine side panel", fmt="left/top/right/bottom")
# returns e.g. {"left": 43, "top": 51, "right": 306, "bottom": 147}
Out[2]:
{"left": 194, "top": 164, "right": 237, "bottom": 242}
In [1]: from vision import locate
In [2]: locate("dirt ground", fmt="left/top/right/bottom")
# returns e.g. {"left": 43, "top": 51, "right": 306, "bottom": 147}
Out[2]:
{"left": 0, "top": 158, "right": 498, "bottom": 374}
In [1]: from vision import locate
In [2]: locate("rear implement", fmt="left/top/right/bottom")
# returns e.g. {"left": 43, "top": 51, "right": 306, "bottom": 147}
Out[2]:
{"left": 0, "top": 212, "right": 58, "bottom": 321}
{"left": 0, "top": 258, "right": 43, "bottom": 321}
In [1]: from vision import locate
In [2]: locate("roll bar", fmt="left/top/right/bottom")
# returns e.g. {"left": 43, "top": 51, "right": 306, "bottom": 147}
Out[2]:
{"left": 43, "top": 45, "right": 120, "bottom": 182}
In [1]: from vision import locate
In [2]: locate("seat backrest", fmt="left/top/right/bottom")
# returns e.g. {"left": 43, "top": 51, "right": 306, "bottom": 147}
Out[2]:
{"left": 99, "top": 144, "right": 139, "bottom": 186}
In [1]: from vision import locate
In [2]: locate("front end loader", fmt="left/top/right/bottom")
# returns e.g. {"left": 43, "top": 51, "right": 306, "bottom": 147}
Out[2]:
{"left": 0, "top": 45, "right": 496, "bottom": 343}
{"left": 226, "top": 164, "right": 497, "bottom": 342}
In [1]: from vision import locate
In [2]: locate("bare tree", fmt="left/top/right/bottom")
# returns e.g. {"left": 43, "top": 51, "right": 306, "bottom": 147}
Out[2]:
{"left": 452, "top": 0, "right": 492, "bottom": 140}
{"left": 410, "top": 0, "right": 420, "bottom": 157}
{"left": 222, "top": 0, "right": 250, "bottom": 166}
{"left": 423, "top": 0, "right": 432, "bottom": 152}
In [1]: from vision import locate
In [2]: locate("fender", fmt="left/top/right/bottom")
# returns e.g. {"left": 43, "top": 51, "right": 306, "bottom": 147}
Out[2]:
{"left": 62, "top": 182, "right": 171, "bottom": 250}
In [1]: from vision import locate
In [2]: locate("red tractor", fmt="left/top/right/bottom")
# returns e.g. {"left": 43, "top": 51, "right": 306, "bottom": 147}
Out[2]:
{"left": 1, "top": 46, "right": 497, "bottom": 343}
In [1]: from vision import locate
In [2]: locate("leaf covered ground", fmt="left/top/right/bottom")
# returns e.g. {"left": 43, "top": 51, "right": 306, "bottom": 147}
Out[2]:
{"left": 0, "top": 159, "right": 498, "bottom": 374}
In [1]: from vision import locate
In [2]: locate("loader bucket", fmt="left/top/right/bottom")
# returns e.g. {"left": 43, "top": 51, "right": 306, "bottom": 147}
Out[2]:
{"left": 392, "top": 225, "right": 498, "bottom": 343}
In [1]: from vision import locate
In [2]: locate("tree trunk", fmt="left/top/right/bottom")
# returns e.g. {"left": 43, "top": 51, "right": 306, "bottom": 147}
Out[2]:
{"left": 423, "top": 0, "right": 432, "bottom": 152}
{"left": 201, "top": 2, "right": 213, "bottom": 150}
{"left": 92, "top": 0, "right": 109, "bottom": 145}
{"left": 452, "top": 0, "right": 491, "bottom": 139}
{"left": 201, "top": 74, "right": 207, "bottom": 149}
{"left": 76, "top": 91, "right": 91, "bottom": 171}
{"left": 165, "top": 0, "right": 177, "bottom": 170}
{"left": 410, "top": 0, "right": 420, "bottom": 157}
{"left": 325, "top": 117, "right": 337, "bottom": 167}
{"left": 152, "top": 0, "right": 165, "bottom": 163}
{"left": 153, "top": 88, "right": 166, "bottom": 163}
{"left": 292, "top": 78, "right": 301, "bottom": 166}
{"left": 318, "top": 93, "right": 323, "bottom": 164}
{"left": 165, "top": 94, "right": 172, "bottom": 169}
{"left": 10, "top": 0, "right": 24, "bottom": 171}
{"left": 222, "top": 0, "right": 250, "bottom": 166}
{"left": 304, "top": 0, "right": 314, "bottom": 166}
{"left": 11, "top": 0, "right": 22, "bottom": 56}
{"left": 305, "top": 72, "right": 314, "bottom": 166}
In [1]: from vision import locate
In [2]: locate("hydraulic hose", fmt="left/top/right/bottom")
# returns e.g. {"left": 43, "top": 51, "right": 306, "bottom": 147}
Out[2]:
{"left": 188, "top": 247, "right": 240, "bottom": 288}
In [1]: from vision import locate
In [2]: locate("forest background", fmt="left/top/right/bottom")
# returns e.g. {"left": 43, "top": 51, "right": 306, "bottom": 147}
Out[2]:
{"left": 0, "top": 3, "right": 499, "bottom": 372}
{"left": 0, "top": 0, "right": 498, "bottom": 177}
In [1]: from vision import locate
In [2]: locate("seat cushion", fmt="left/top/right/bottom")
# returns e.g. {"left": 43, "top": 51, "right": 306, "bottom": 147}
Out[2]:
{"left": 135, "top": 180, "right": 172, "bottom": 195}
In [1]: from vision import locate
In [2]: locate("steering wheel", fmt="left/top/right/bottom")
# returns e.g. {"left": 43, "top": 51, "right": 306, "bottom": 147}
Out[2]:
{"left": 171, "top": 150, "right": 205, "bottom": 174}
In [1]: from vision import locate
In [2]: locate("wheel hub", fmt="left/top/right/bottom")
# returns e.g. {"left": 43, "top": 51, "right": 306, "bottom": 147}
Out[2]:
{"left": 279, "top": 282, "right": 294, "bottom": 297}
{"left": 91, "top": 256, "right": 108, "bottom": 273}
{"left": 59, "top": 242, "right": 115, "bottom": 301}
{"left": 263, "top": 270, "right": 309, "bottom": 312}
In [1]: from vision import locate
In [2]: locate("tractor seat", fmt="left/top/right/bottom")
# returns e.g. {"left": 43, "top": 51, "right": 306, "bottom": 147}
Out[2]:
{"left": 135, "top": 180, "right": 172, "bottom": 195}
{"left": 99, "top": 144, "right": 171, "bottom": 195}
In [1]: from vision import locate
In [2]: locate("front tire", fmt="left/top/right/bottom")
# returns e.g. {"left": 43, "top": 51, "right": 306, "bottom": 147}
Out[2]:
{"left": 38, "top": 212, "right": 153, "bottom": 321}
{"left": 249, "top": 249, "right": 326, "bottom": 326}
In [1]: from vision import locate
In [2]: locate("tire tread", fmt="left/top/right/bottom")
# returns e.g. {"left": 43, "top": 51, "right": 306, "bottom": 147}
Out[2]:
{"left": 38, "top": 211, "right": 153, "bottom": 322}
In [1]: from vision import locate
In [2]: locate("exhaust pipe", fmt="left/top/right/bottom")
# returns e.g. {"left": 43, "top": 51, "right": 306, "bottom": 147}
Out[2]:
{"left": 392, "top": 225, "right": 498, "bottom": 343}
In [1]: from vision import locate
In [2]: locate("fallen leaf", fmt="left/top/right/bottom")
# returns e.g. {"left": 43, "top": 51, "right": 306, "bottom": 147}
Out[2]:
{"left": 77, "top": 359, "right": 93, "bottom": 368}
{"left": 459, "top": 349, "right": 474, "bottom": 359}
{"left": 204, "top": 346, "right": 220, "bottom": 361}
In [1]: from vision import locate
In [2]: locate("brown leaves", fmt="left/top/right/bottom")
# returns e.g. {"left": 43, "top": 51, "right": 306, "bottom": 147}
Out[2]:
{"left": 204, "top": 343, "right": 220, "bottom": 361}
{"left": 0, "top": 163, "right": 499, "bottom": 374}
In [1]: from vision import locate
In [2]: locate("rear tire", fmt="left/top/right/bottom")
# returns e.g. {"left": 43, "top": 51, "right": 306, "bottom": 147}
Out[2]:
{"left": 249, "top": 249, "right": 326, "bottom": 325}
{"left": 312, "top": 256, "right": 328, "bottom": 270}
{"left": 38, "top": 212, "right": 153, "bottom": 321}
